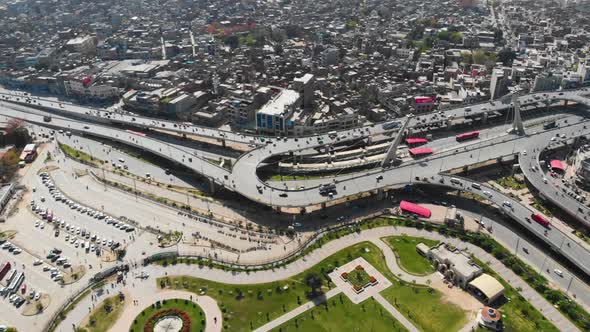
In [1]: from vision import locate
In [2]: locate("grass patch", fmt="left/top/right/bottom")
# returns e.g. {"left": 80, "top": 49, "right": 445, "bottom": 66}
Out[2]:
{"left": 346, "top": 267, "right": 372, "bottom": 288}
{"left": 271, "top": 295, "right": 408, "bottom": 332}
{"left": 159, "top": 241, "right": 465, "bottom": 332}
{"left": 383, "top": 236, "right": 439, "bottom": 275}
{"left": 130, "top": 298, "right": 205, "bottom": 332}
{"left": 531, "top": 197, "right": 553, "bottom": 217}
{"left": 380, "top": 282, "right": 466, "bottom": 332}
{"left": 496, "top": 176, "right": 526, "bottom": 190}
{"left": 59, "top": 143, "right": 102, "bottom": 166}
{"left": 82, "top": 294, "right": 125, "bottom": 332}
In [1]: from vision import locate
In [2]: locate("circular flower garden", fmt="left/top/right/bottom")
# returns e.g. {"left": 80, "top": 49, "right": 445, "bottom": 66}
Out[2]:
{"left": 131, "top": 298, "right": 205, "bottom": 332}
{"left": 145, "top": 308, "right": 190, "bottom": 332}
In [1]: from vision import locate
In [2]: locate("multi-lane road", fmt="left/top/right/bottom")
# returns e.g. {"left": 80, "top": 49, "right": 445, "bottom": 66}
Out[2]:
{"left": 3, "top": 89, "right": 590, "bottom": 277}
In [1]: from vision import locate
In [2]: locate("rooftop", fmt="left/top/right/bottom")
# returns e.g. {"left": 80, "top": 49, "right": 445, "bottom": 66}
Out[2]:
{"left": 258, "top": 89, "right": 300, "bottom": 116}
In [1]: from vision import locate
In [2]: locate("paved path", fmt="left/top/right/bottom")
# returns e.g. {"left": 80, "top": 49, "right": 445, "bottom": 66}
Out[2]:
{"left": 56, "top": 226, "right": 580, "bottom": 332}
{"left": 110, "top": 289, "right": 222, "bottom": 332}
{"left": 252, "top": 288, "right": 342, "bottom": 332}
{"left": 373, "top": 293, "right": 420, "bottom": 332}
{"left": 369, "top": 238, "right": 435, "bottom": 284}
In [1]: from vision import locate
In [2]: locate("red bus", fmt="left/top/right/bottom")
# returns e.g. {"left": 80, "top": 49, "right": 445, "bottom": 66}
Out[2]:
{"left": 405, "top": 138, "right": 428, "bottom": 145}
{"left": 456, "top": 131, "right": 480, "bottom": 142}
{"left": 531, "top": 213, "right": 551, "bottom": 228}
{"left": 0, "top": 262, "right": 11, "bottom": 281}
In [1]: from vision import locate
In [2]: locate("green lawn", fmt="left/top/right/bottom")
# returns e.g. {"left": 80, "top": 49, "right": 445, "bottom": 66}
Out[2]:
{"left": 496, "top": 176, "right": 526, "bottom": 190}
{"left": 81, "top": 294, "right": 125, "bottom": 332}
{"left": 159, "top": 241, "right": 466, "bottom": 332}
{"left": 130, "top": 298, "right": 205, "bottom": 332}
{"left": 383, "top": 236, "right": 439, "bottom": 275}
{"left": 271, "top": 295, "right": 408, "bottom": 332}
{"left": 531, "top": 198, "right": 553, "bottom": 217}
{"left": 59, "top": 143, "right": 101, "bottom": 165}
{"left": 380, "top": 282, "right": 467, "bottom": 332}
{"left": 471, "top": 257, "right": 559, "bottom": 332}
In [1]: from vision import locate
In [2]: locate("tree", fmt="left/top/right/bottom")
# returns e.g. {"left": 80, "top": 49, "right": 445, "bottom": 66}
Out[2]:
{"left": 498, "top": 48, "right": 516, "bottom": 66}
{"left": 305, "top": 273, "right": 323, "bottom": 298}
{"left": 224, "top": 35, "right": 240, "bottom": 49}
{"left": 461, "top": 51, "right": 473, "bottom": 65}
{"left": 472, "top": 49, "right": 487, "bottom": 65}
{"left": 450, "top": 32, "right": 463, "bottom": 45}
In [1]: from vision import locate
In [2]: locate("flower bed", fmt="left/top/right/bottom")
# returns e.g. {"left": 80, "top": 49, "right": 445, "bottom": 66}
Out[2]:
{"left": 346, "top": 265, "right": 375, "bottom": 291}
{"left": 144, "top": 308, "right": 191, "bottom": 332}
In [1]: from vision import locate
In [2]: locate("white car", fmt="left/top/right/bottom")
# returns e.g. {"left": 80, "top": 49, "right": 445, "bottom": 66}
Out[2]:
{"left": 40, "top": 222, "right": 45, "bottom": 229}
{"left": 521, "top": 150, "right": 527, "bottom": 155}
{"left": 33, "top": 259, "right": 43, "bottom": 266}
{"left": 554, "top": 269, "right": 564, "bottom": 277}
{"left": 543, "top": 177, "right": 548, "bottom": 183}
{"left": 34, "top": 220, "right": 40, "bottom": 227}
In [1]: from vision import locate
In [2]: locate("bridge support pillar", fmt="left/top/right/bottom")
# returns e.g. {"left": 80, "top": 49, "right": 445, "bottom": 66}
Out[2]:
{"left": 482, "top": 111, "right": 488, "bottom": 123}
{"left": 564, "top": 100, "right": 569, "bottom": 107}
{"left": 208, "top": 178, "right": 216, "bottom": 194}
{"left": 321, "top": 202, "right": 326, "bottom": 209}
{"left": 511, "top": 94, "right": 525, "bottom": 136}
{"left": 221, "top": 139, "right": 226, "bottom": 148}
{"left": 377, "top": 188, "right": 385, "bottom": 200}
{"left": 381, "top": 116, "right": 412, "bottom": 168}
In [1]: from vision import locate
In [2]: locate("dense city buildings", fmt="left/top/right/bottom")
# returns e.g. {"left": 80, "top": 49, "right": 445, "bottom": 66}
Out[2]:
{"left": 1, "top": 1, "right": 590, "bottom": 332}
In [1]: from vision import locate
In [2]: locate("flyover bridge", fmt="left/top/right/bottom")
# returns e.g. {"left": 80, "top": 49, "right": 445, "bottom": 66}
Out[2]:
{"left": 4, "top": 88, "right": 590, "bottom": 275}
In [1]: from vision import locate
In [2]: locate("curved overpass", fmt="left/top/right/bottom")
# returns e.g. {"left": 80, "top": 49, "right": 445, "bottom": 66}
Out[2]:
{"left": 4, "top": 89, "right": 590, "bottom": 275}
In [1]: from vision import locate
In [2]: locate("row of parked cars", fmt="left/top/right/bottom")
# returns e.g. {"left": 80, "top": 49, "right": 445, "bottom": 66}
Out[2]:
{"left": 0, "top": 241, "right": 22, "bottom": 255}
{"left": 39, "top": 172, "right": 135, "bottom": 233}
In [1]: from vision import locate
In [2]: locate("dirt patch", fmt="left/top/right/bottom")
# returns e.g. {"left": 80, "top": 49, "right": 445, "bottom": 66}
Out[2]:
{"left": 430, "top": 277, "right": 482, "bottom": 318}
{"left": 63, "top": 265, "right": 86, "bottom": 284}
{"left": 38, "top": 165, "right": 59, "bottom": 174}
{"left": 0, "top": 230, "right": 17, "bottom": 240}
{"left": 22, "top": 293, "right": 51, "bottom": 316}
{"left": 74, "top": 169, "right": 88, "bottom": 177}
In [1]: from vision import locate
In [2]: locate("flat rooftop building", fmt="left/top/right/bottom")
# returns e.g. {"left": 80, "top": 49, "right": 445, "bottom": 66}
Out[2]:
{"left": 256, "top": 89, "right": 301, "bottom": 134}
{"left": 428, "top": 243, "right": 482, "bottom": 288}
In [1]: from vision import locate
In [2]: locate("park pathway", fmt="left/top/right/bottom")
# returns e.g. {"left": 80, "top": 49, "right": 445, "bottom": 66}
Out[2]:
{"left": 109, "top": 289, "right": 222, "bottom": 332}
{"left": 252, "top": 288, "right": 342, "bottom": 332}
{"left": 56, "top": 226, "right": 580, "bottom": 332}
{"left": 373, "top": 293, "right": 420, "bottom": 332}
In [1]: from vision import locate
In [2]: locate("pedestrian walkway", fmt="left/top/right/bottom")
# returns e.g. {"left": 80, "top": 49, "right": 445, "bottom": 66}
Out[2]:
{"left": 110, "top": 289, "right": 222, "bottom": 332}
{"left": 373, "top": 293, "right": 419, "bottom": 332}
{"left": 56, "top": 226, "right": 581, "bottom": 332}
{"left": 252, "top": 288, "right": 342, "bottom": 332}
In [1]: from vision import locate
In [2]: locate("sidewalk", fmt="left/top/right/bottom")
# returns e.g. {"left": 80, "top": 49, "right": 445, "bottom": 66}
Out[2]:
{"left": 252, "top": 288, "right": 342, "bottom": 332}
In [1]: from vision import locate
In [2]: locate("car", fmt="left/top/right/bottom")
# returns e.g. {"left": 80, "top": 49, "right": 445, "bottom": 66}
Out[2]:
{"left": 40, "top": 222, "right": 45, "bottom": 229}
{"left": 42, "top": 266, "right": 51, "bottom": 272}
{"left": 521, "top": 150, "right": 527, "bottom": 155}
{"left": 554, "top": 269, "right": 564, "bottom": 277}
{"left": 33, "top": 259, "right": 43, "bottom": 266}
{"left": 34, "top": 292, "right": 41, "bottom": 301}
{"left": 279, "top": 193, "right": 288, "bottom": 198}
{"left": 34, "top": 220, "right": 40, "bottom": 227}
{"left": 40, "top": 196, "right": 45, "bottom": 202}
{"left": 13, "top": 248, "right": 21, "bottom": 254}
